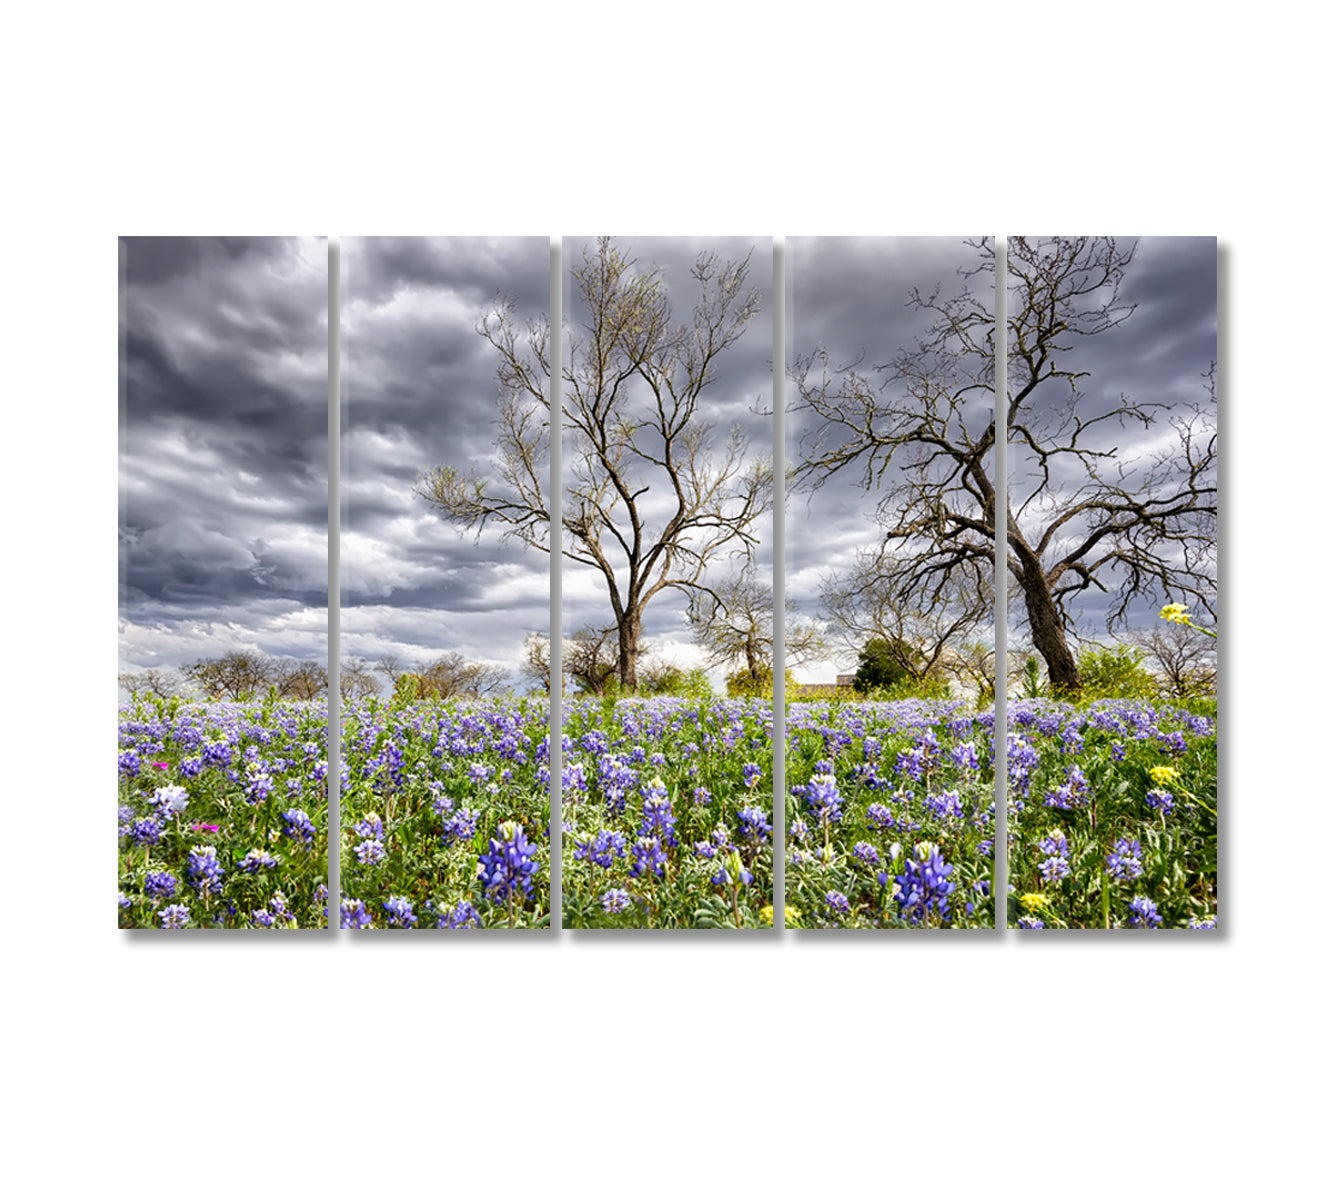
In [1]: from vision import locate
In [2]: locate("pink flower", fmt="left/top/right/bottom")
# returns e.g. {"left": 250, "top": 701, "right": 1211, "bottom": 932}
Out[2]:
{"left": 153, "top": 762, "right": 169, "bottom": 770}
{"left": 191, "top": 823, "right": 220, "bottom": 833}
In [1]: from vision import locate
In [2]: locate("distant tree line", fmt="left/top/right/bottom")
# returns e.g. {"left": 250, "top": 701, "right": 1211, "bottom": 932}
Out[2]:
{"left": 118, "top": 648, "right": 513, "bottom": 703}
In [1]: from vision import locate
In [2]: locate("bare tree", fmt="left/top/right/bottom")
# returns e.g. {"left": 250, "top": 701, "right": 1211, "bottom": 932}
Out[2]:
{"left": 374, "top": 655, "right": 405, "bottom": 689}
{"left": 183, "top": 650, "right": 275, "bottom": 700}
{"left": 1130, "top": 623, "right": 1217, "bottom": 698}
{"left": 522, "top": 627, "right": 624, "bottom": 696}
{"left": 403, "top": 652, "right": 508, "bottom": 699}
{"left": 688, "top": 567, "right": 824, "bottom": 686}
{"left": 340, "top": 657, "right": 380, "bottom": 701}
{"left": 818, "top": 548, "right": 989, "bottom": 683}
{"left": 272, "top": 658, "right": 328, "bottom": 701}
{"left": 416, "top": 237, "right": 771, "bottom": 690}
{"left": 793, "top": 237, "right": 1216, "bottom": 693}
{"left": 118, "top": 667, "right": 184, "bottom": 699}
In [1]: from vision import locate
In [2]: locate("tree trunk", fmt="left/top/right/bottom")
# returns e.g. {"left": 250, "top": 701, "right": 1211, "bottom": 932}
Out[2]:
{"left": 1017, "top": 569, "right": 1081, "bottom": 694}
{"left": 618, "top": 614, "right": 641, "bottom": 692}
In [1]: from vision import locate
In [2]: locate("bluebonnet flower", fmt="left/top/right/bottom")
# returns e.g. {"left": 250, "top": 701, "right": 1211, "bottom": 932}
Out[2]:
{"left": 562, "top": 762, "right": 588, "bottom": 793}
{"left": 382, "top": 895, "right": 419, "bottom": 928}
{"left": 629, "top": 836, "right": 667, "bottom": 880}
{"left": 798, "top": 773, "right": 843, "bottom": 826}
{"left": 244, "top": 764, "right": 274, "bottom": 804}
{"left": 118, "top": 749, "right": 141, "bottom": 777}
{"left": 438, "top": 901, "right": 483, "bottom": 929}
{"left": 130, "top": 817, "right": 163, "bottom": 846}
{"left": 1037, "top": 829, "right": 1071, "bottom": 882}
{"left": 639, "top": 780, "right": 678, "bottom": 848}
{"left": 1007, "top": 735, "right": 1039, "bottom": 796}
{"left": 442, "top": 808, "right": 480, "bottom": 845}
{"left": 186, "top": 845, "right": 225, "bottom": 896}
{"left": 573, "top": 829, "right": 627, "bottom": 868}
{"left": 353, "top": 839, "right": 386, "bottom": 866}
{"left": 352, "top": 813, "right": 384, "bottom": 841}
{"left": 237, "top": 848, "right": 278, "bottom": 874}
{"left": 925, "top": 790, "right": 963, "bottom": 820}
{"left": 468, "top": 761, "right": 494, "bottom": 786}
{"left": 118, "top": 804, "right": 134, "bottom": 838}
{"left": 866, "top": 803, "right": 896, "bottom": 834}
{"left": 824, "top": 891, "right": 851, "bottom": 915}
{"left": 340, "top": 898, "right": 374, "bottom": 929}
{"left": 711, "top": 851, "right": 752, "bottom": 889}
{"left": 1188, "top": 915, "right": 1217, "bottom": 929}
{"left": 1016, "top": 915, "right": 1045, "bottom": 929}
{"left": 1128, "top": 896, "right": 1163, "bottom": 927}
{"left": 601, "top": 888, "right": 631, "bottom": 914}
{"left": 159, "top": 903, "right": 191, "bottom": 929}
{"left": 597, "top": 754, "right": 639, "bottom": 814}
{"left": 852, "top": 841, "right": 880, "bottom": 867}
{"left": 144, "top": 870, "right": 178, "bottom": 900}
{"left": 742, "top": 762, "right": 763, "bottom": 789}
{"left": 1145, "top": 789, "right": 1174, "bottom": 814}
{"left": 693, "top": 840, "right": 718, "bottom": 860}
{"left": 951, "top": 742, "right": 980, "bottom": 772}
{"left": 737, "top": 805, "right": 772, "bottom": 846}
{"left": 1105, "top": 838, "right": 1144, "bottom": 882}
{"left": 894, "top": 842, "right": 955, "bottom": 925}
{"left": 153, "top": 785, "right": 189, "bottom": 816}
{"left": 895, "top": 745, "right": 928, "bottom": 782}
{"left": 1044, "top": 766, "right": 1091, "bottom": 810}
{"left": 252, "top": 909, "right": 276, "bottom": 928}
{"left": 692, "top": 786, "right": 712, "bottom": 807}
{"left": 790, "top": 816, "right": 810, "bottom": 842}
{"left": 281, "top": 809, "right": 316, "bottom": 844}
{"left": 118, "top": 892, "right": 132, "bottom": 910}
{"left": 477, "top": 821, "right": 539, "bottom": 900}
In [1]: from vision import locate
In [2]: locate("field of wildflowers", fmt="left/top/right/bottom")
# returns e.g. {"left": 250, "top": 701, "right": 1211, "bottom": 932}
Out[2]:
{"left": 785, "top": 700, "right": 995, "bottom": 929}
{"left": 1007, "top": 698, "right": 1217, "bottom": 929}
{"left": 117, "top": 697, "right": 330, "bottom": 929}
{"left": 339, "top": 694, "right": 551, "bottom": 929}
{"left": 562, "top": 697, "right": 774, "bottom": 928}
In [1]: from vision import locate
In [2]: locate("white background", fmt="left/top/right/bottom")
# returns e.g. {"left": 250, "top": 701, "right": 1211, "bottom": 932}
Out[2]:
{"left": 6, "top": 3, "right": 1328, "bottom": 1196}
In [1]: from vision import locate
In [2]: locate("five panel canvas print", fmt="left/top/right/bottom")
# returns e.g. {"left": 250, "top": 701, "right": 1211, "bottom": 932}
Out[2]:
{"left": 117, "top": 235, "right": 1217, "bottom": 932}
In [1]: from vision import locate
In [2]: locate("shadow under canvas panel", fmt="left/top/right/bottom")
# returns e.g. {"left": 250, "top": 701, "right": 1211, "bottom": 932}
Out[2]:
{"left": 785, "top": 237, "right": 997, "bottom": 930}
{"left": 339, "top": 237, "right": 553, "bottom": 931}
{"left": 558, "top": 236, "right": 776, "bottom": 930}
{"left": 118, "top": 236, "right": 330, "bottom": 930}
{"left": 1003, "top": 237, "right": 1218, "bottom": 931}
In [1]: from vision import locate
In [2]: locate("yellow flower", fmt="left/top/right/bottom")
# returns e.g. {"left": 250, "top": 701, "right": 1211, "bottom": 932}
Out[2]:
{"left": 1159, "top": 603, "right": 1191, "bottom": 625}
{"left": 1019, "top": 893, "right": 1049, "bottom": 911}
{"left": 760, "top": 905, "right": 803, "bottom": 927}
{"left": 1149, "top": 766, "right": 1180, "bottom": 787}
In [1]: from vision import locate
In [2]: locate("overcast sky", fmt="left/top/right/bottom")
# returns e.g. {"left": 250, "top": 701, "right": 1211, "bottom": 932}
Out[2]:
{"left": 341, "top": 237, "right": 551, "bottom": 688}
{"left": 785, "top": 236, "right": 1216, "bottom": 679}
{"left": 118, "top": 237, "right": 328, "bottom": 684}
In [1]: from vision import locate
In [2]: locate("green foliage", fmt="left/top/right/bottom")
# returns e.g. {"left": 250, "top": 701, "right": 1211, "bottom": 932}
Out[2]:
{"left": 852, "top": 638, "right": 913, "bottom": 693}
{"left": 725, "top": 667, "right": 796, "bottom": 698}
{"left": 638, "top": 664, "right": 714, "bottom": 700}
{"left": 1074, "top": 643, "right": 1161, "bottom": 700}
{"left": 1019, "top": 655, "right": 1047, "bottom": 699}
